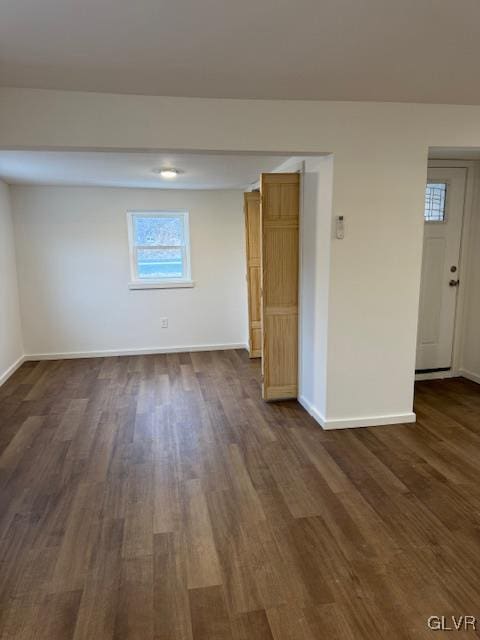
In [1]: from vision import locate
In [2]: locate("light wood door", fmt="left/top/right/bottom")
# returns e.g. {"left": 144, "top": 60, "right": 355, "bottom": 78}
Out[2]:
{"left": 416, "top": 167, "right": 466, "bottom": 371}
{"left": 244, "top": 192, "right": 262, "bottom": 358}
{"left": 261, "top": 173, "right": 300, "bottom": 400}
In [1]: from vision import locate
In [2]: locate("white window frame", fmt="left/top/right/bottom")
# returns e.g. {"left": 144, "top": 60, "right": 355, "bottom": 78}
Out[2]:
{"left": 127, "top": 210, "right": 194, "bottom": 289}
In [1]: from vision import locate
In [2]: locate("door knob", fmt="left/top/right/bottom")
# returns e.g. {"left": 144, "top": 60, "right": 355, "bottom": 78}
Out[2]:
{"left": 449, "top": 279, "right": 460, "bottom": 287}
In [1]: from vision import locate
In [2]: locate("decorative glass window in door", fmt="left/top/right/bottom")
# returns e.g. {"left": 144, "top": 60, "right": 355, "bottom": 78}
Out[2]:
{"left": 424, "top": 183, "right": 447, "bottom": 222}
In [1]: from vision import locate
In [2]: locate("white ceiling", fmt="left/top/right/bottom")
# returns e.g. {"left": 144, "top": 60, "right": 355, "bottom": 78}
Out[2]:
{"left": 0, "top": 151, "right": 291, "bottom": 189}
{"left": 1, "top": 0, "right": 480, "bottom": 104}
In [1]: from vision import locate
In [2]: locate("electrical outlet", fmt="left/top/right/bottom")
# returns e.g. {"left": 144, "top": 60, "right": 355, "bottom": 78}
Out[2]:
{"left": 161, "top": 317, "right": 168, "bottom": 329}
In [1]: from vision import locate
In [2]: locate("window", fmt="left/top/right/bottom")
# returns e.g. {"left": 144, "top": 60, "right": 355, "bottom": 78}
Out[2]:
{"left": 424, "top": 182, "right": 447, "bottom": 222}
{"left": 127, "top": 211, "right": 193, "bottom": 289}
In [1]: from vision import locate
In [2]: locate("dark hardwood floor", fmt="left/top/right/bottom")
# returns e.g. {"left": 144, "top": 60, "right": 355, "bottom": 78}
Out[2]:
{"left": 1, "top": 351, "right": 480, "bottom": 639}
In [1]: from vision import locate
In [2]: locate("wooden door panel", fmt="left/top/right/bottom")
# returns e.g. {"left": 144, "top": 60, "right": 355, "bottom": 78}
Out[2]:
{"left": 261, "top": 173, "right": 299, "bottom": 401}
{"left": 244, "top": 192, "right": 262, "bottom": 358}
{"left": 263, "top": 228, "right": 299, "bottom": 307}
{"left": 263, "top": 181, "right": 299, "bottom": 219}
{"left": 251, "top": 327, "right": 262, "bottom": 355}
{"left": 263, "top": 314, "right": 298, "bottom": 399}
{"left": 250, "top": 265, "right": 261, "bottom": 322}
{"left": 246, "top": 208, "right": 261, "bottom": 258}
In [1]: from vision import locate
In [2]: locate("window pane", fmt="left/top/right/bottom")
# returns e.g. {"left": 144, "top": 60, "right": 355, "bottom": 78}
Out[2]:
{"left": 424, "top": 183, "right": 446, "bottom": 222}
{"left": 134, "top": 215, "right": 184, "bottom": 246}
{"left": 137, "top": 248, "right": 184, "bottom": 279}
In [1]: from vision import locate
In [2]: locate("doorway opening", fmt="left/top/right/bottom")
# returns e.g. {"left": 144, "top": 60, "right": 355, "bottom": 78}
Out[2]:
{"left": 416, "top": 151, "right": 480, "bottom": 382}
{"left": 416, "top": 166, "right": 466, "bottom": 375}
{"left": 0, "top": 148, "right": 330, "bottom": 404}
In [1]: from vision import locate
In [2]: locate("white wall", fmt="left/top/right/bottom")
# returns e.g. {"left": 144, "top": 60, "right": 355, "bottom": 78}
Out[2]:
{"left": 12, "top": 186, "right": 247, "bottom": 357}
{"left": 5, "top": 89, "right": 480, "bottom": 426}
{"left": 299, "top": 156, "right": 334, "bottom": 423}
{"left": 460, "top": 165, "right": 480, "bottom": 382}
{"left": 0, "top": 180, "right": 23, "bottom": 383}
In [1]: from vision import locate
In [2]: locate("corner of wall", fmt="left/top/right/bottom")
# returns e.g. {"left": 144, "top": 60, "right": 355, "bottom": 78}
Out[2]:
{"left": 298, "top": 155, "right": 334, "bottom": 422}
{"left": 0, "top": 180, "right": 25, "bottom": 386}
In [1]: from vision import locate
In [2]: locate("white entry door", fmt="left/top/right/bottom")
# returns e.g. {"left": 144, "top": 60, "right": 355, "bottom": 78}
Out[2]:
{"left": 416, "top": 167, "right": 466, "bottom": 372}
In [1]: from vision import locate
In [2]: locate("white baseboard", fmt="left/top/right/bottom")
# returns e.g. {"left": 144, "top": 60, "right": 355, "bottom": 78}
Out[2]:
{"left": 0, "top": 355, "right": 26, "bottom": 387}
{"left": 298, "top": 395, "right": 326, "bottom": 426}
{"left": 25, "top": 343, "right": 248, "bottom": 361}
{"left": 299, "top": 395, "right": 416, "bottom": 430}
{"left": 458, "top": 369, "right": 480, "bottom": 385}
{"left": 415, "top": 370, "right": 456, "bottom": 381}
{"left": 321, "top": 412, "right": 416, "bottom": 430}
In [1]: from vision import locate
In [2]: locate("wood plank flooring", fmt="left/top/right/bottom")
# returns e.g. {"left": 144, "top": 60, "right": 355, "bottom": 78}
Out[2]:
{"left": 1, "top": 351, "right": 480, "bottom": 639}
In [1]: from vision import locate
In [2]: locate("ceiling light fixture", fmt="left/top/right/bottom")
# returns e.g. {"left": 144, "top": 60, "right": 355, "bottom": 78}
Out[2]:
{"left": 153, "top": 167, "right": 181, "bottom": 179}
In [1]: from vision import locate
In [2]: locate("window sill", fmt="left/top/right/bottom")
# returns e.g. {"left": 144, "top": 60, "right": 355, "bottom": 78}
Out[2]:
{"left": 128, "top": 280, "right": 195, "bottom": 290}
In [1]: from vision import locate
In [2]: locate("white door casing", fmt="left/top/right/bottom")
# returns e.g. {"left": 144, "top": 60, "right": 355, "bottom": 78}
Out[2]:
{"left": 416, "top": 167, "right": 466, "bottom": 371}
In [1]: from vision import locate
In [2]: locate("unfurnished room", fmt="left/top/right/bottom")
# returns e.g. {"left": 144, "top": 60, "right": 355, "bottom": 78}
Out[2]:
{"left": 2, "top": 2, "right": 480, "bottom": 639}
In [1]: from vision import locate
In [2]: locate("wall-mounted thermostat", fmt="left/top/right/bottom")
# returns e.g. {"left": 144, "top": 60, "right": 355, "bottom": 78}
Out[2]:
{"left": 336, "top": 215, "right": 345, "bottom": 239}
